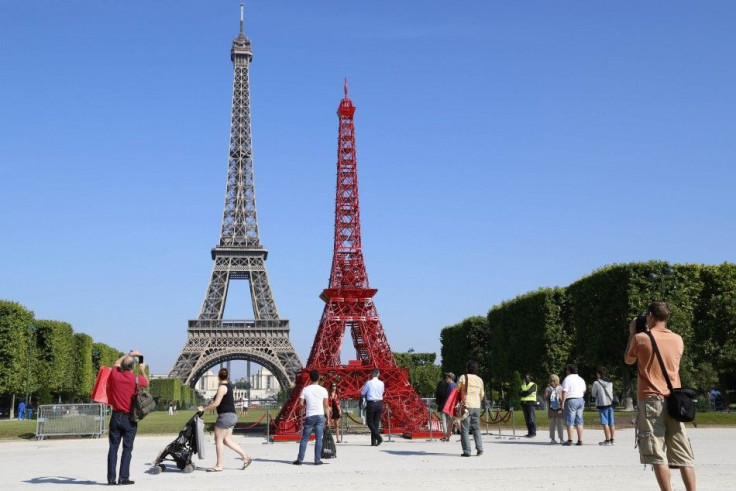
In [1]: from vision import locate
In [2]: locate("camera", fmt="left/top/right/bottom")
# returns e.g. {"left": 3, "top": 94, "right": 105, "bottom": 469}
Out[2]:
{"left": 138, "top": 356, "right": 144, "bottom": 364}
{"left": 635, "top": 314, "right": 648, "bottom": 333}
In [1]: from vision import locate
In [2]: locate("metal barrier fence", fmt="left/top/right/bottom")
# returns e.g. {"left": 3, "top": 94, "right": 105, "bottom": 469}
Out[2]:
{"left": 35, "top": 403, "right": 108, "bottom": 440}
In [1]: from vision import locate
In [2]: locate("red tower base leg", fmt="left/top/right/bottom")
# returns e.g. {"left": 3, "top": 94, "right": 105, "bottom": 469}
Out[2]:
{"left": 271, "top": 366, "right": 430, "bottom": 439}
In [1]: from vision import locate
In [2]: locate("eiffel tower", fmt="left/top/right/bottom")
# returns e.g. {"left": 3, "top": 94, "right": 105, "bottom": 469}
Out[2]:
{"left": 272, "top": 82, "right": 429, "bottom": 439}
{"left": 169, "top": 4, "right": 302, "bottom": 389}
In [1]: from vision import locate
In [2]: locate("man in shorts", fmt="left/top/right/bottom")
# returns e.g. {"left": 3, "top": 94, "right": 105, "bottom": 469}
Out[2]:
{"left": 591, "top": 366, "right": 616, "bottom": 445}
{"left": 625, "top": 301, "right": 696, "bottom": 491}
{"left": 560, "top": 363, "right": 586, "bottom": 446}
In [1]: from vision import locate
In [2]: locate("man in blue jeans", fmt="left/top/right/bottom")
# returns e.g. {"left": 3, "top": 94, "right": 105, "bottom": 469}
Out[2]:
{"left": 293, "top": 369, "right": 329, "bottom": 465}
{"left": 458, "top": 360, "right": 485, "bottom": 457}
{"left": 107, "top": 350, "right": 148, "bottom": 485}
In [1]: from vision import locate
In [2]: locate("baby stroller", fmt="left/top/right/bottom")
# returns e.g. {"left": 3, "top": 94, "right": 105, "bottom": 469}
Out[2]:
{"left": 151, "top": 411, "right": 205, "bottom": 474}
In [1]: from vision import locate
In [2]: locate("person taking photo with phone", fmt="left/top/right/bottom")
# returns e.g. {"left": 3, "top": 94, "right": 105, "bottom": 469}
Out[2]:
{"left": 107, "top": 350, "right": 148, "bottom": 485}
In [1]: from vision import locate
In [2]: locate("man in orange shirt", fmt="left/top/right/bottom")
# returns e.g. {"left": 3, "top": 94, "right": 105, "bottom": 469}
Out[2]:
{"left": 625, "top": 302, "right": 696, "bottom": 491}
{"left": 107, "top": 350, "right": 148, "bottom": 485}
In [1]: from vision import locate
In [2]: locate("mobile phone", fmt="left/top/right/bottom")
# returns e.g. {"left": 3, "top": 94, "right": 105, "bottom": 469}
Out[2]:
{"left": 138, "top": 356, "right": 144, "bottom": 364}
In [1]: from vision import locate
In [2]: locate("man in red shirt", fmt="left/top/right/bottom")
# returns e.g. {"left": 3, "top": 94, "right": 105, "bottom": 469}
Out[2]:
{"left": 107, "top": 350, "right": 148, "bottom": 485}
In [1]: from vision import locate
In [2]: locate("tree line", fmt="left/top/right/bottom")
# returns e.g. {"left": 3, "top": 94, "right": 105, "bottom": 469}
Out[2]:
{"left": 440, "top": 261, "right": 736, "bottom": 408}
{"left": 0, "top": 299, "right": 125, "bottom": 415}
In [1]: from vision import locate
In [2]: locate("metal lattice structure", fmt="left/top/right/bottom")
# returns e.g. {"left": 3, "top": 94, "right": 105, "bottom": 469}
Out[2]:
{"left": 169, "top": 5, "right": 302, "bottom": 389}
{"left": 272, "top": 82, "right": 429, "bottom": 438}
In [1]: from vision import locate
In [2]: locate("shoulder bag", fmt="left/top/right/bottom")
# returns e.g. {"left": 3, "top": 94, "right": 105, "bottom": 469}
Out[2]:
{"left": 130, "top": 375, "right": 155, "bottom": 423}
{"left": 645, "top": 331, "right": 697, "bottom": 423}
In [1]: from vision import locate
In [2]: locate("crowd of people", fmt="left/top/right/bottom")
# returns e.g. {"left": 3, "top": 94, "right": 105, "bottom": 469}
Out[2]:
{"left": 103, "top": 301, "right": 695, "bottom": 491}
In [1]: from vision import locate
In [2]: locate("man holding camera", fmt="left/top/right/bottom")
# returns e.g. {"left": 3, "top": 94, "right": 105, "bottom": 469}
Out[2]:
{"left": 107, "top": 350, "right": 148, "bottom": 485}
{"left": 625, "top": 302, "right": 696, "bottom": 491}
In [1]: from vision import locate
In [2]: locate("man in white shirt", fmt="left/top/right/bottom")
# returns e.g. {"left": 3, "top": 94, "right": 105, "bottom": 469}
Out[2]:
{"left": 361, "top": 368, "right": 385, "bottom": 446}
{"left": 560, "top": 363, "right": 587, "bottom": 446}
{"left": 293, "top": 370, "right": 329, "bottom": 465}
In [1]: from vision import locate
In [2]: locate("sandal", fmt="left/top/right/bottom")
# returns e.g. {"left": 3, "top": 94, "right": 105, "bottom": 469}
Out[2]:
{"left": 242, "top": 458, "right": 253, "bottom": 470}
{"left": 206, "top": 467, "right": 223, "bottom": 472}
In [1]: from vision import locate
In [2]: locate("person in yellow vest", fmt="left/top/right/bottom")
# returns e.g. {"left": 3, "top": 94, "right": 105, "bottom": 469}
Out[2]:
{"left": 519, "top": 373, "right": 537, "bottom": 438}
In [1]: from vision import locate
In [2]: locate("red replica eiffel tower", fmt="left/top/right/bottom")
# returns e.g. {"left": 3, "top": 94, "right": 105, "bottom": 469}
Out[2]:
{"left": 272, "top": 81, "right": 430, "bottom": 440}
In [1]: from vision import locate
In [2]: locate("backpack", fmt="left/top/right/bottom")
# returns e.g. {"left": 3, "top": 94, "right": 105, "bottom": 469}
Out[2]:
{"left": 130, "top": 376, "right": 155, "bottom": 423}
{"left": 548, "top": 386, "right": 560, "bottom": 410}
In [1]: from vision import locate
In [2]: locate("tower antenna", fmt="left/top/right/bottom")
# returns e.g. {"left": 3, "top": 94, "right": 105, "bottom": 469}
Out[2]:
{"left": 239, "top": 2, "right": 245, "bottom": 35}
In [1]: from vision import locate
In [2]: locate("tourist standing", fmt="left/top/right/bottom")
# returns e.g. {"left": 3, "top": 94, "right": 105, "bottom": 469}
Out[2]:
{"left": 544, "top": 374, "right": 564, "bottom": 444}
{"left": 591, "top": 366, "right": 616, "bottom": 445}
{"left": 458, "top": 361, "right": 485, "bottom": 457}
{"left": 436, "top": 372, "right": 455, "bottom": 441}
{"left": 197, "top": 368, "right": 253, "bottom": 472}
{"left": 560, "top": 364, "right": 586, "bottom": 446}
{"left": 293, "top": 369, "right": 329, "bottom": 465}
{"left": 519, "top": 373, "right": 538, "bottom": 438}
{"left": 106, "top": 350, "right": 148, "bottom": 485}
{"left": 625, "top": 301, "right": 696, "bottom": 491}
{"left": 361, "top": 368, "right": 385, "bottom": 446}
{"left": 328, "top": 382, "right": 342, "bottom": 443}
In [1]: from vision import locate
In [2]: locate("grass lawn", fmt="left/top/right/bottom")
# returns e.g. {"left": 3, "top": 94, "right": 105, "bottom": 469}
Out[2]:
{"left": 1, "top": 408, "right": 734, "bottom": 441}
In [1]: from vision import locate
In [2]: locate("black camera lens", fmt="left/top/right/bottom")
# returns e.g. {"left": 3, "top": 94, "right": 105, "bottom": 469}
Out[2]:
{"left": 635, "top": 314, "right": 648, "bottom": 333}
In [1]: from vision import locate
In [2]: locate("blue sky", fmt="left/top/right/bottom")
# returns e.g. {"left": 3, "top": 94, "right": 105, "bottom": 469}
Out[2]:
{"left": 1, "top": 1, "right": 734, "bottom": 377}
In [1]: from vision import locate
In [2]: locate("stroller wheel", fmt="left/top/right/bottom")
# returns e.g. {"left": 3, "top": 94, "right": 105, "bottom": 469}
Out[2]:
{"left": 183, "top": 464, "right": 195, "bottom": 474}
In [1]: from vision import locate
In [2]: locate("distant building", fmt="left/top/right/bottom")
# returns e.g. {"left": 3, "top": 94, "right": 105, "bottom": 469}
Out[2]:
{"left": 196, "top": 370, "right": 220, "bottom": 401}
{"left": 195, "top": 367, "right": 281, "bottom": 404}
{"left": 246, "top": 367, "right": 280, "bottom": 402}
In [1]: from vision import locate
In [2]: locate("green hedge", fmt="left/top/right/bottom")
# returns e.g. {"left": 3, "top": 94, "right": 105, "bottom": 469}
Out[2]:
{"left": 1, "top": 299, "right": 140, "bottom": 410}
{"left": 440, "top": 316, "right": 489, "bottom": 383}
{"left": 35, "top": 320, "right": 75, "bottom": 402}
{"left": 72, "top": 333, "right": 94, "bottom": 401}
{"left": 149, "top": 378, "right": 198, "bottom": 410}
{"left": 441, "top": 261, "right": 736, "bottom": 402}
{"left": 488, "top": 288, "right": 569, "bottom": 383}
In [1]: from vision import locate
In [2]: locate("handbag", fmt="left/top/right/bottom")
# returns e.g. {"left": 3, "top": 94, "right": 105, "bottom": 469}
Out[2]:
{"left": 453, "top": 374, "right": 469, "bottom": 421}
{"left": 321, "top": 427, "right": 337, "bottom": 459}
{"left": 645, "top": 331, "right": 697, "bottom": 423}
{"left": 130, "top": 375, "right": 155, "bottom": 423}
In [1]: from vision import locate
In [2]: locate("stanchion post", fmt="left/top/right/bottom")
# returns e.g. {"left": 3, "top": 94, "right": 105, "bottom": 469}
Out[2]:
{"left": 340, "top": 398, "right": 346, "bottom": 444}
{"left": 264, "top": 409, "right": 271, "bottom": 444}
{"left": 511, "top": 407, "right": 517, "bottom": 438}
{"left": 385, "top": 404, "right": 393, "bottom": 442}
{"left": 426, "top": 401, "right": 433, "bottom": 441}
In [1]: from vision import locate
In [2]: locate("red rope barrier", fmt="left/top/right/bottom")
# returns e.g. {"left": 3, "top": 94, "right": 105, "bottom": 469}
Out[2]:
{"left": 239, "top": 412, "right": 268, "bottom": 430}
{"left": 345, "top": 412, "right": 365, "bottom": 425}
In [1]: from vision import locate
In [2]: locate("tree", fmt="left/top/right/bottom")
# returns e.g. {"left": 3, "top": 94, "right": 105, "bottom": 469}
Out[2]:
{"left": 72, "top": 333, "right": 94, "bottom": 401}
{"left": 233, "top": 378, "right": 251, "bottom": 390}
{"left": 35, "top": 320, "right": 75, "bottom": 403}
{"left": 393, "top": 351, "right": 442, "bottom": 397}
{"left": 0, "top": 300, "right": 35, "bottom": 415}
